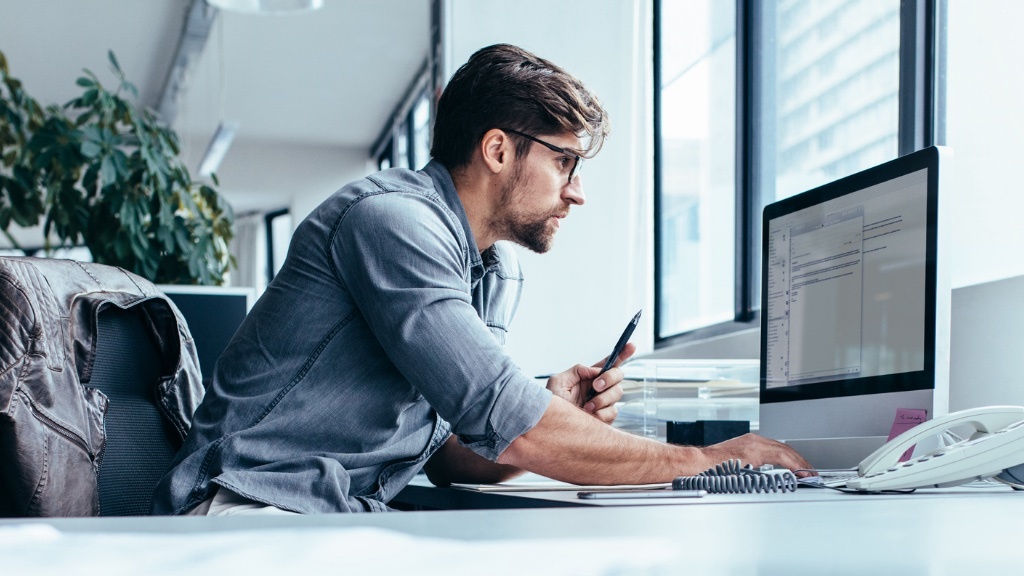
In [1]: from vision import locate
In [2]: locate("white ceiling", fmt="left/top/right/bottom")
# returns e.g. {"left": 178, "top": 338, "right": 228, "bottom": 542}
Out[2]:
{"left": 0, "top": 0, "right": 431, "bottom": 207}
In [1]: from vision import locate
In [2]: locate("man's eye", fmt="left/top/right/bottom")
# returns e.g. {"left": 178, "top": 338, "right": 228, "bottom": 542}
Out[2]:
{"left": 559, "top": 157, "right": 571, "bottom": 169}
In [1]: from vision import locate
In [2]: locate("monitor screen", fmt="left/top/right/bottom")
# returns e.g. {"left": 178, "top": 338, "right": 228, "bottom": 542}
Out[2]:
{"left": 758, "top": 146, "right": 951, "bottom": 468}
{"left": 158, "top": 286, "right": 255, "bottom": 386}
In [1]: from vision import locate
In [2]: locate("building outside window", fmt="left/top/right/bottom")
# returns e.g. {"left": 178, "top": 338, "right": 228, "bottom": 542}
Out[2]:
{"left": 656, "top": 0, "right": 904, "bottom": 344}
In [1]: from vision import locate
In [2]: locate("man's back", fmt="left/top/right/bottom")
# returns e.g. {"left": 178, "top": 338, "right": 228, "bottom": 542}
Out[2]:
{"left": 153, "top": 162, "right": 549, "bottom": 514}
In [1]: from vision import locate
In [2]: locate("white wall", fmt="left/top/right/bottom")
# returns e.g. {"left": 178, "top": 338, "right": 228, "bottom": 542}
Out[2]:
{"left": 180, "top": 138, "right": 373, "bottom": 220}
{"left": 180, "top": 137, "right": 373, "bottom": 293}
{"left": 444, "top": 0, "right": 654, "bottom": 378}
{"left": 944, "top": 1, "right": 1024, "bottom": 289}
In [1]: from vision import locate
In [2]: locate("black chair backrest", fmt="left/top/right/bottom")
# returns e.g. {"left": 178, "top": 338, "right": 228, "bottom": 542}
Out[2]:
{"left": 89, "top": 305, "right": 179, "bottom": 516}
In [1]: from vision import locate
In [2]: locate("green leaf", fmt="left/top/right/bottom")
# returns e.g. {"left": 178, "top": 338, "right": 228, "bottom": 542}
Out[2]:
{"left": 80, "top": 140, "right": 102, "bottom": 158}
{"left": 75, "top": 77, "right": 95, "bottom": 88}
{"left": 174, "top": 225, "right": 190, "bottom": 251}
{"left": 112, "top": 149, "right": 129, "bottom": 177}
{"left": 107, "top": 51, "right": 121, "bottom": 74}
{"left": 81, "top": 89, "right": 98, "bottom": 107}
{"left": 82, "top": 164, "right": 100, "bottom": 196}
{"left": 100, "top": 155, "right": 116, "bottom": 186}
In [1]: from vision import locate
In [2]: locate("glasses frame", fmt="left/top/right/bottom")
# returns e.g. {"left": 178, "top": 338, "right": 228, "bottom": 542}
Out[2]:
{"left": 505, "top": 129, "right": 583, "bottom": 185}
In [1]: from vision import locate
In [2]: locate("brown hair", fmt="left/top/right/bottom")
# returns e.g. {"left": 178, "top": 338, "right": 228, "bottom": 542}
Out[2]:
{"left": 430, "top": 44, "right": 609, "bottom": 170}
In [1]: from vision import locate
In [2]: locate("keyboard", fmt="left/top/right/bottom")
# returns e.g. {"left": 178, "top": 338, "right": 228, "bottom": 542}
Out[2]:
{"left": 802, "top": 470, "right": 860, "bottom": 487}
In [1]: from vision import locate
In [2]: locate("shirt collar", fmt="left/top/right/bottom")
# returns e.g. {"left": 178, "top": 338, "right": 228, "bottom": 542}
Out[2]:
{"left": 422, "top": 160, "right": 498, "bottom": 276}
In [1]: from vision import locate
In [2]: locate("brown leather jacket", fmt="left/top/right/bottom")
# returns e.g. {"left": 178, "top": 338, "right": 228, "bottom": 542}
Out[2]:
{"left": 0, "top": 257, "right": 203, "bottom": 516}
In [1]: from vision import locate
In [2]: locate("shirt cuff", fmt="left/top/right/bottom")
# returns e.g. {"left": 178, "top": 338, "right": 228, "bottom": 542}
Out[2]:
{"left": 457, "top": 375, "right": 551, "bottom": 461}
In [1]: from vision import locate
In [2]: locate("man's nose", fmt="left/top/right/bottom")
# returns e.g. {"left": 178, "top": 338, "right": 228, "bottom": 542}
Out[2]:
{"left": 563, "top": 176, "right": 585, "bottom": 206}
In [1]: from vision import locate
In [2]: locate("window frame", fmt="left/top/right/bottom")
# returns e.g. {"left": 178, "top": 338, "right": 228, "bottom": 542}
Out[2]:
{"left": 370, "top": 62, "right": 433, "bottom": 172}
{"left": 264, "top": 207, "right": 290, "bottom": 285}
{"left": 653, "top": 0, "right": 944, "bottom": 349}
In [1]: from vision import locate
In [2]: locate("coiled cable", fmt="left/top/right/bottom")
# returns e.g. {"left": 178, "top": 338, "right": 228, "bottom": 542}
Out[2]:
{"left": 673, "top": 459, "right": 798, "bottom": 494}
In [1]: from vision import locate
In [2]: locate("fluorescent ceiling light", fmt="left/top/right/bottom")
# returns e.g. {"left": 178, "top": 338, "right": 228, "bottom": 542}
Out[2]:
{"left": 198, "top": 121, "right": 239, "bottom": 178}
{"left": 206, "top": 0, "right": 324, "bottom": 14}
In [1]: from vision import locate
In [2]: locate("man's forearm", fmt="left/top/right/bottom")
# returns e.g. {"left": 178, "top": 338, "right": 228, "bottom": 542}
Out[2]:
{"left": 423, "top": 436, "right": 526, "bottom": 486}
{"left": 497, "top": 396, "right": 709, "bottom": 485}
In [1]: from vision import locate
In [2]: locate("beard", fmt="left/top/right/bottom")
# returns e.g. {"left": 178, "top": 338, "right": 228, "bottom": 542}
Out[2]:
{"left": 492, "top": 162, "right": 566, "bottom": 254}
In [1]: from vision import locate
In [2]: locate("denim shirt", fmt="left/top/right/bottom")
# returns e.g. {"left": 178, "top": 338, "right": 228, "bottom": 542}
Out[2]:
{"left": 152, "top": 161, "right": 552, "bottom": 514}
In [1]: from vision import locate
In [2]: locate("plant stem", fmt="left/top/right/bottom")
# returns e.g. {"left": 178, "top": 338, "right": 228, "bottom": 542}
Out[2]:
{"left": 2, "top": 228, "right": 23, "bottom": 251}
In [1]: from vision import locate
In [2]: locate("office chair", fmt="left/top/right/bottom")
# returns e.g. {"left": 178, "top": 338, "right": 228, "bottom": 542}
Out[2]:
{"left": 0, "top": 256, "right": 203, "bottom": 517}
{"left": 89, "top": 304, "right": 181, "bottom": 516}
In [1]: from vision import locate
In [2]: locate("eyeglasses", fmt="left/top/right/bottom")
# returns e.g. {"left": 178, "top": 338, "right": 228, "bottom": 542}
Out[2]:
{"left": 505, "top": 129, "right": 583, "bottom": 185}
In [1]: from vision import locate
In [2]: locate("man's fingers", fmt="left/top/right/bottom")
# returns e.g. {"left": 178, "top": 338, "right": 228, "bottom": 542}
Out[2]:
{"left": 584, "top": 382, "right": 624, "bottom": 413}
{"left": 590, "top": 367, "right": 624, "bottom": 394}
{"left": 591, "top": 403, "right": 619, "bottom": 425}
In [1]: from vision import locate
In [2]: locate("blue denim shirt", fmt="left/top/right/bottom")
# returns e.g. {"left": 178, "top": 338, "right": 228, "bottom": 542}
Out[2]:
{"left": 152, "top": 161, "right": 552, "bottom": 514}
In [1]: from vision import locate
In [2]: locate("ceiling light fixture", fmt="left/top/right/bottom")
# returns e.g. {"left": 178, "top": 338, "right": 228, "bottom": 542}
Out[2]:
{"left": 205, "top": 0, "right": 324, "bottom": 14}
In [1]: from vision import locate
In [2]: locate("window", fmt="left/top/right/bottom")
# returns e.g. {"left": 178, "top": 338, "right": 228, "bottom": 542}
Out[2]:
{"left": 655, "top": 0, "right": 937, "bottom": 346}
{"left": 410, "top": 92, "right": 431, "bottom": 169}
{"left": 655, "top": 0, "right": 737, "bottom": 338}
{"left": 761, "top": 0, "right": 900, "bottom": 205}
{"left": 372, "top": 66, "right": 432, "bottom": 172}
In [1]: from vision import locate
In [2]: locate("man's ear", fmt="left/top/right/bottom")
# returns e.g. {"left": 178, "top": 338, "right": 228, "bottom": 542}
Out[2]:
{"left": 480, "top": 128, "right": 513, "bottom": 175}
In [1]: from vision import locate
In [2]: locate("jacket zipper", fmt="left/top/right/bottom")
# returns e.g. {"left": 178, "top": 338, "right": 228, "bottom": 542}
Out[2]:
{"left": 23, "top": 393, "right": 94, "bottom": 461}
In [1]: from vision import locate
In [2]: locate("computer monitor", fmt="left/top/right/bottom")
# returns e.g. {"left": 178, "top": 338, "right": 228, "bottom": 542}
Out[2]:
{"left": 758, "top": 146, "right": 952, "bottom": 469}
{"left": 158, "top": 285, "right": 255, "bottom": 386}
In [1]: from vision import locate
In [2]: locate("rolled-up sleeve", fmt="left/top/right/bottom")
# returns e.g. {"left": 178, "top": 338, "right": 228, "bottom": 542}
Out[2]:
{"left": 330, "top": 191, "right": 551, "bottom": 461}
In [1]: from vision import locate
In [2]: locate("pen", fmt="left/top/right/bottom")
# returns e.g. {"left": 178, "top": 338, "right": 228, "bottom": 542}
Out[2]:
{"left": 589, "top": 309, "right": 642, "bottom": 399}
{"left": 599, "top": 309, "right": 641, "bottom": 376}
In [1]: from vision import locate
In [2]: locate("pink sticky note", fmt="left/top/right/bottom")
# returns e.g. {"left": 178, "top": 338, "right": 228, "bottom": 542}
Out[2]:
{"left": 888, "top": 408, "right": 929, "bottom": 462}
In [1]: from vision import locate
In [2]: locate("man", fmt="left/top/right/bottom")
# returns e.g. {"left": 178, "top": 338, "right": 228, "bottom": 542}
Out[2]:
{"left": 153, "top": 44, "right": 809, "bottom": 515}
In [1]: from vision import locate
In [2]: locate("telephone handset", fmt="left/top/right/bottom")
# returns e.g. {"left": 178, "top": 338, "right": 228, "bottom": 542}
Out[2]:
{"left": 846, "top": 406, "right": 1024, "bottom": 491}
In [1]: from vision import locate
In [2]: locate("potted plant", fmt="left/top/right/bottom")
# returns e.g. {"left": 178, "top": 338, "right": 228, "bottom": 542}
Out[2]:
{"left": 0, "top": 49, "right": 234, "bottom": 285}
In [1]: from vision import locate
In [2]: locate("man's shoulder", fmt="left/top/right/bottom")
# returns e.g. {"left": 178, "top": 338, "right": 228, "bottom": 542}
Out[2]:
{"left": 318, "top": 167, "right": 425, "bottom": 201}
{"left": 316, "top": 168, "right": 452, "bottom": 223}
{"left": 364, "top": 166, "right": 437, "bottom": 195}
{"left": 316, "top": 168, "right": 465, "bottom": 246}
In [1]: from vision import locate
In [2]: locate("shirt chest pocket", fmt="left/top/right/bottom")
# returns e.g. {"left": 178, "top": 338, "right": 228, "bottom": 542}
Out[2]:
{"left": 474, "top": 267, "right": 523, "bottom": 346}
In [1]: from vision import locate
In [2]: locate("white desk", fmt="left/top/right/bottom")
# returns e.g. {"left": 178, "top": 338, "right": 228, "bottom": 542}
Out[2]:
{"left": 3, "top": 486, "right": 1023, "bottom": 574}
{"left": 394, "top": 473, "right": 1020, "bottom": 508}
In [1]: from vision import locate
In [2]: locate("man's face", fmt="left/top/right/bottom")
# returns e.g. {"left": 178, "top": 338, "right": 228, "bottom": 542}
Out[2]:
{"left": 492, "top": 133, "right": 586, "bottom": 254}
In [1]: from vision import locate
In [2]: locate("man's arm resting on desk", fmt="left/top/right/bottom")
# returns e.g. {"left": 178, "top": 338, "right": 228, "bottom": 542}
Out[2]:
{"left": 423, "top": 359, "right": 629, "bottom": 487}
{"left": 424, "top": 436, "right": 526, "bottom": 486}
{"left": 422, "top": 380, "right": 625, "bottom": 486}
{"left": 497, "top": 396, "right": 813, "bottom": 485}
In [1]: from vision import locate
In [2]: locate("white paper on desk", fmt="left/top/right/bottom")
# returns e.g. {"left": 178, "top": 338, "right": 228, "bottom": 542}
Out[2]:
{"left": 450, "top": 471, "right": 672, "bottom": 492}
{"left": 0, "top": 524, "right": 678, "bottom": 576}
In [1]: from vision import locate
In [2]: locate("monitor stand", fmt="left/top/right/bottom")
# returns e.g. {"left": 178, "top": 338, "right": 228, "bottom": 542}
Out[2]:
{"left": 782, "top": 436, "right": 887, "bottom": 470}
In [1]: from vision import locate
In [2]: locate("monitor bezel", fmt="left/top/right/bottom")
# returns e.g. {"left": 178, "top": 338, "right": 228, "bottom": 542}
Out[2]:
{"left": 759, "top": 146, "right": 943, "bottom": 405}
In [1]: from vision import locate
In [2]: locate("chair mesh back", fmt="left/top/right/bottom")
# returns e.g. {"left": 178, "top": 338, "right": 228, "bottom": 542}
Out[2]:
{"left": 90, "top": 306, "right": 179, "bottom": 516}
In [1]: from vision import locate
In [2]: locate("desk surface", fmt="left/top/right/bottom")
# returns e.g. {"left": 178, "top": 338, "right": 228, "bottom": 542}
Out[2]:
{"left": 394, "top": 473, "right": 1018, "bottom": 508}
{"left": 4, "top": 485, "right": 1024, "bottom": 574}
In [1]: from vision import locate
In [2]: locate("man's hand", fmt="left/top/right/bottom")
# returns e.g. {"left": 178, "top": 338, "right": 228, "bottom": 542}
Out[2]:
{"left": 545, "top": 343, "right": 636, "bottom": 425}
{"left": 699, "top": 433, "right": 815, "bottom": 476}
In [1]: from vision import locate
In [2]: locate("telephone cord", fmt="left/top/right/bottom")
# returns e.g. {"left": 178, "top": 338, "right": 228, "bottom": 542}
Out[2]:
{"left": 673, "top": 459, "right": 798, "bottom": 494}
